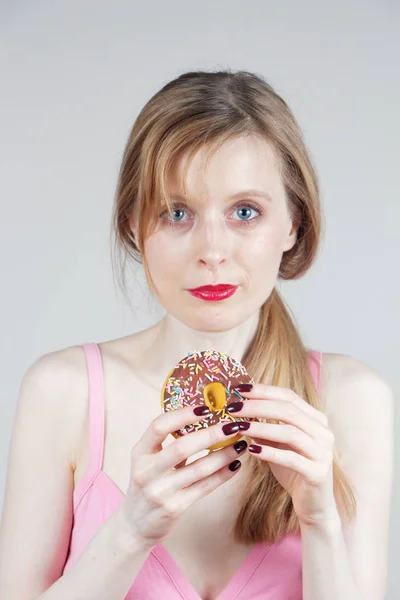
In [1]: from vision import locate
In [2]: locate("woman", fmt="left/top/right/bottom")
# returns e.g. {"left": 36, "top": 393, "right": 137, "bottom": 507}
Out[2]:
{"left": 0, "top": 69, "right": 393, "bottom": 600}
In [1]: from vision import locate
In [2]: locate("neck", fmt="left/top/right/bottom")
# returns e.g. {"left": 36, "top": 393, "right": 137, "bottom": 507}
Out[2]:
{"left": 138, "top": 310, "right": 261, "bottom": 390}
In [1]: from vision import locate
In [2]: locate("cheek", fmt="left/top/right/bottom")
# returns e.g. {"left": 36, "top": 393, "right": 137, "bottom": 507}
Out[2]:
{"left": 144, "top": 234, "right": 184, "bottom": 279}
{"left": 241, "top": 227, "right": 286, "bottom": 267}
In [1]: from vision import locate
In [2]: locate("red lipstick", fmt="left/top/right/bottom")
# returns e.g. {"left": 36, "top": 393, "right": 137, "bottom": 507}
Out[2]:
{"left": 187, "top": 284, "right": 238, "bottom": 302}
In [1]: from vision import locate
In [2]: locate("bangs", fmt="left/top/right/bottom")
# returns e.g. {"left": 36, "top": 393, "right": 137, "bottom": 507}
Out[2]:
{"left": 137, "top": 127, "right": 249, "bottom": 243}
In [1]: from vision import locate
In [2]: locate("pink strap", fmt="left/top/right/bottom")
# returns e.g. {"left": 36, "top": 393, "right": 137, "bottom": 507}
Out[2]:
{"left": 81, "top": 342, "right": 105, "bottom": 479}
{"left": 78, "top": 344, "right": 321, "bottom": 485}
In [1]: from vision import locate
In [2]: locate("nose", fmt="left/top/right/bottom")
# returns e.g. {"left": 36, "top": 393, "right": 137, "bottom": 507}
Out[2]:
{"left": 194, "top": 216, "right": 230, "bottom": 270}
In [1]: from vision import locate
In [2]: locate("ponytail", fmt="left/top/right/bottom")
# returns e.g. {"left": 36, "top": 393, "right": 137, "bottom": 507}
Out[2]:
{"left": 236, "top": 289, "right": 356, "bottom": 543}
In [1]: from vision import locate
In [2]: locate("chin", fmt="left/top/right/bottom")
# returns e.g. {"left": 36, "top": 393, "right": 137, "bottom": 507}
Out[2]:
{"left": 184, "top": 307, "right": 251, "bottom": 335}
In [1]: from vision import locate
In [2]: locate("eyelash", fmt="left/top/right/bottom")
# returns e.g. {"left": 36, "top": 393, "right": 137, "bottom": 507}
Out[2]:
{"left": 159, "top": 202, "right": 264, "bottom": 228}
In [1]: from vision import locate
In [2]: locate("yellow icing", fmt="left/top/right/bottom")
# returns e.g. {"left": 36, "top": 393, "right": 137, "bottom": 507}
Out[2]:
{"left": 203, "top": 381, "right": 226, "bottom": 411}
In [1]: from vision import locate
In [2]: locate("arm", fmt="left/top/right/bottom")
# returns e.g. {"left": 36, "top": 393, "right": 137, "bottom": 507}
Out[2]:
{"left": 300, "top": 516, "right": 364, "bottom": 600}
{"left": 301, "top": 354, "right": 394, "bottom": 600}
{"left": 37, "top": 508, "right": 150, "bottom": 600}
{"left": 0, "top": 348, "right": 149, "bottom": 600}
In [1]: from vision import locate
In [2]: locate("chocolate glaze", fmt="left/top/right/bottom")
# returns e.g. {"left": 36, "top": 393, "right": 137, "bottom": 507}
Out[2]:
{"left": 161, "top": 349, "right": 255, "bottom": 437}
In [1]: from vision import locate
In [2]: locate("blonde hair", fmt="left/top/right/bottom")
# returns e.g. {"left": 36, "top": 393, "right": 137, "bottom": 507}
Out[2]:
{"left": 111, "top": 69, "right": 356, "bottom": 543}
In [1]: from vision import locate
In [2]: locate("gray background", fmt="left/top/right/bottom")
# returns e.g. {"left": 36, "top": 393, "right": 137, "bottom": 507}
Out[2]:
{"left": 1, "top": 0, "right": 399, "bottom": 597}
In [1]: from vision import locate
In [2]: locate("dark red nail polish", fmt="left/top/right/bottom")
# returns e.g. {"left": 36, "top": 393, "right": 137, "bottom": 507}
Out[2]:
{"left": 234, "top": 383, "right": 253, "bottom": 392}
{"left": 238, "top": 421, "right": 251, "bottom": 431}
{"left": 222, "top": 422, "right": 240, "bottom": 435}
{"left": 248, "top": 444, "right": 262, "bottom": 454}
{"left": 193, "top": 405, "right": 211, "bottom": 416}
{"left": 229, "top": 459, "right": 241, "bottom": 472}
{"left": 226, "top": 401, "right": 243, "bottom": 413}
{"left": 233, "top": 440, "right": 248, "bottom": 453}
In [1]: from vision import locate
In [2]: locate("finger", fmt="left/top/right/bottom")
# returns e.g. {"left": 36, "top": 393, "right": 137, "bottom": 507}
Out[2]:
{"left": 174, "top": 458, "right": 188, "bottom": 470}
{"left": 228, "top": 398, "right": 328, "bottom": 442}
{"left": 153, "top": 456, "right": 244, "bottom": 520}
{"left": 174, "top": 447, "right": 213, "bottom": 470}
{"left": 145, "top": 441, "right": 248, "bottom": 502}
{"left": 248, "top": 444, "right": 333, "bottom": 486}
{"left": 246, "top": 422, "right": 332, "bottom": 459}
{"left": 139, "top": 405, "right": 212, "bottom": 454}
{"left": 172, "top": 439, "right": 247, "bottom": 489}
{"left": 233, "top": 383, "right": 329, "bottom": 426}
{"left": 131, "top": 419, "right": 245, "bottom": 487}
{"left": 151, "top": 420, "right": 245, "bottom": 478}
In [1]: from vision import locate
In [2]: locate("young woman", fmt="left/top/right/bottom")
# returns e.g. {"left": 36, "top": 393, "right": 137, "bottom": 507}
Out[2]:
{"left": 0, "top": 69, "right": 393, "bottom": 600}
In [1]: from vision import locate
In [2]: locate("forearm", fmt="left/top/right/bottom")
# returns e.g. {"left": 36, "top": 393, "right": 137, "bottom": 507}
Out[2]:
{"left": 300, "top": 516, "right": 363, "bottom": 600}
{"left": 38, "top": 506, "right": 150, "bottom": 600}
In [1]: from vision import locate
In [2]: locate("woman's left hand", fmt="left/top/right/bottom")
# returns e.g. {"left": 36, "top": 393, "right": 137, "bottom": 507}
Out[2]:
{"left": 228, "top": 383, "right": 340, "bottom": 528}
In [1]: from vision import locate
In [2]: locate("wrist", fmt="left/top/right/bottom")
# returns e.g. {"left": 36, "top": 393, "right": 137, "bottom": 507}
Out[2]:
{"left": 299, "top": 509, "right": 342, "bottom": 534}
{"left": 112, "top": 504, "right": 153, "bottom": 558}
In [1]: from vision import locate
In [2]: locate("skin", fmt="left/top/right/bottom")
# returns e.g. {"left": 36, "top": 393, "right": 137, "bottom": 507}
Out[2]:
{"left": 129, "top": 134, "right": 298, "bottom": 376}
{"left": 0, "top": 135, "right": 393, "bottom": 600}
{"left": 126, "top": 135, "right": 337, "bottom": 529}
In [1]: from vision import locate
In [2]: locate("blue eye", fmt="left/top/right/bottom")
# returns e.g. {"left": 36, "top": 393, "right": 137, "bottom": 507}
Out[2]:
{"left": 235, "top": 207, "right": 255, "bottom": 220}
{"left": 233, "top": 204, "right": 261, "bottom": 222}
{"left": 170, "top": 209, "right": 186, "bottom": 222}
{"left": 160, "top": 206, "right": 189, "bottom": 224}
{"left": 159, "top": 202, "right": 263, "bottom": 228}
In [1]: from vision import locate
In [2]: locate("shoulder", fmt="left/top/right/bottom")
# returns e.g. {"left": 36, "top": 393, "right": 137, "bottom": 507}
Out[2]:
{"left": 16, "top": 334, "right": 147, "bottom": 471}
{"left": 21, "top": 344, "right": 88, "bottom": 402}
{"left": 319, "top": 352, "right": 393, "bottom": 415}
{"left": 18, "top": 344, "right": 89, "bottom": 469}
{"left": 23, "top": 343, "right": 87, "bottom": 383}
{"left": 319, "top": 352, "right": 394, "bottom": 466}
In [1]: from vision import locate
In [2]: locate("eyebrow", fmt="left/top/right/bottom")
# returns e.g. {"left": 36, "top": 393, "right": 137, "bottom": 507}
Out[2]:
{"left": 169, "top": 189, "right": 273, "bottom": 203}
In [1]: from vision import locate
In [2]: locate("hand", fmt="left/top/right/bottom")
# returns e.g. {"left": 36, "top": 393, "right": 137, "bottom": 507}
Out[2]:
{"left": 228, "top": 383, "right": 339, "bottom": 527}
{"left": 119, "top": 408, "right": 248, "bottom": 551}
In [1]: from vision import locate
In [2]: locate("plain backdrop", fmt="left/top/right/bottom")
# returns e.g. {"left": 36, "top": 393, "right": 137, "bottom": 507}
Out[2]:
{"left": 1, "top": 0, "right": 399, "bottom": 597}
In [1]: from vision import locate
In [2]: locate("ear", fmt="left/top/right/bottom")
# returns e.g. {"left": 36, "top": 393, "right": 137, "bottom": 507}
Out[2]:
{"left": 282, "top": 211, "right": 300, "bottom": 252}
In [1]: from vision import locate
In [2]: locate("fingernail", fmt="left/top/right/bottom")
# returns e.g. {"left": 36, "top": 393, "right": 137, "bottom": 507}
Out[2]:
{"left": 238, "top": 421, "right": 251, "bottom": 431}
{"left": 222, "top": 422, "right": 240, "bottom": 435}
{"left": 229, "top": 459, "right": 241, "bottom": 472}
{"left": 193, "top": 406, "right": 211, "bottom": 416}
{"left": 233, "top": 440, "right": 248, "bottom": 454}
{"left": 226, "top": 401, "right": 243, "bottom": 413}
{"left": 233, "top": 383, "right": 253, "bottom": 392}
{"left": 248, "top": 444, "right": 262, "bottom": 454}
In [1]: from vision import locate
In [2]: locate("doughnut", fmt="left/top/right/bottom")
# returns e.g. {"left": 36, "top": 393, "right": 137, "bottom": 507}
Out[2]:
{"left": 160, "top": 349, "right": 255, "bottom": 451}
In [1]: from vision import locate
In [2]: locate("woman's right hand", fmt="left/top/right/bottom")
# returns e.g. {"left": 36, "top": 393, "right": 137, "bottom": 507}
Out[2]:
{"left": 119, "top": 405, "right": 249, "bottom": 551}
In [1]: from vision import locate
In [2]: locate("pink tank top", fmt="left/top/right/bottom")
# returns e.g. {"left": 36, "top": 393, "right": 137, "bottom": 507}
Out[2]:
{"left": 62, "top": 343, "right": 322, "bottom": 599}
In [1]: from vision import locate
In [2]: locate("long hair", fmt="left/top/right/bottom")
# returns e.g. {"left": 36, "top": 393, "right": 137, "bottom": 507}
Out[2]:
{"left": 110, "top": 69, "right": 356, "bottom": 543}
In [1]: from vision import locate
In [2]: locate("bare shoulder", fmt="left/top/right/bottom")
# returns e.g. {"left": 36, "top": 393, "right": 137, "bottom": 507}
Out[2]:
{"left": 18, "top": 344, "right": 90, "bottom": 469}
{"left": 320, "top": 352, "right": 393, "bottom": 416}
{"left": 24, "top": 343, "right": 87, "bottom": 385}
{"left": 319, "top": 352, "right": 394, "bottom": 465}
{"left": 0, "top": 345, "right": 99, "bottom": 595}
{"left": 20, "top": 332, "right": 149, "bottom": 465}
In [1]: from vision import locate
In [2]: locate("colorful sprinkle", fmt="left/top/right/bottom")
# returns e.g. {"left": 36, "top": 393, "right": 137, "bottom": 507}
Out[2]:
{"left": 162, "top": 349, "right": 253, "bottom": 433}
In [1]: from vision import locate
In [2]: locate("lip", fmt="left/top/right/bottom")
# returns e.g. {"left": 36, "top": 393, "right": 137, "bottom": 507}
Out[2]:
{"left": 188, "top": 284, "right": 236, "bottom": 292}
{"left": 187, "top": 284, "right": 238, "bottom": 302}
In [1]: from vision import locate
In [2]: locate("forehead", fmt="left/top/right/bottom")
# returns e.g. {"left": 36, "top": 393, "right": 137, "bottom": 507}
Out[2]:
{"left": 166, "top": 135, "right": 284, "bottom": 203}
